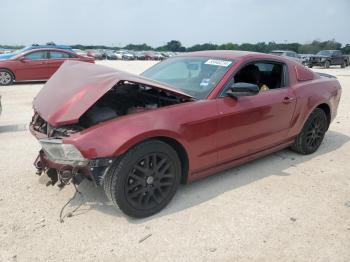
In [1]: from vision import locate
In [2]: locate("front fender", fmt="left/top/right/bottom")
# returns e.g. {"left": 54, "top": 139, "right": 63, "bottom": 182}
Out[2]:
{"left": 113, "top": 129, "right": 190, "bottom": 156}
{"left": 64, "top": 108, "right": 191, "bottom": 160}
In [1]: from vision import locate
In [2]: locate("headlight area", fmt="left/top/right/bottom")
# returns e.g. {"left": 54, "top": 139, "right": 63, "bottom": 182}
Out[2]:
{"left": 34, "top": 139, "right": 116, "bottom": 188}
{"left": 40, "top": 139, "right": 88, "bottom": 166}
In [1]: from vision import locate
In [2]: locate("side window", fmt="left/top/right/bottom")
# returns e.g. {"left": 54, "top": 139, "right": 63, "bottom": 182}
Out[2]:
{"left": 231, "top": 61, "right": 286, "bottom": 93}
{"left": 335, "top": 51, "right": 342, "bottom": 57}
{"left": 24, "top": 51, "right": 47, "bottom": 60}
{"left": 50, "top": 51, "right": 73, "bottom": 59}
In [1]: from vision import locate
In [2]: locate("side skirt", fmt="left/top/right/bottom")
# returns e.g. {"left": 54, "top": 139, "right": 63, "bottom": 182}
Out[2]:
{"left": 188, "top": 140, "right": 294, "bottom": 183}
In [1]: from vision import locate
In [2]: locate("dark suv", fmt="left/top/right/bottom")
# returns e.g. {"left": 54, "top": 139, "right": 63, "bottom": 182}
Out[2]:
{"left": 308, "top": 50, "right": 349, "bottom": 68}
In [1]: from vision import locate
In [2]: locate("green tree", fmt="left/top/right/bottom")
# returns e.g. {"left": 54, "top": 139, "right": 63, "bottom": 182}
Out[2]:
{"left": 159, "top": 40, "right": 186, "bottom": 52}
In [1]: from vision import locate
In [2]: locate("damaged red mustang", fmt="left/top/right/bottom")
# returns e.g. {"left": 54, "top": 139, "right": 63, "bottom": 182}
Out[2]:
{"left": 30, "top": 51, "right": 342, "bottom": 218}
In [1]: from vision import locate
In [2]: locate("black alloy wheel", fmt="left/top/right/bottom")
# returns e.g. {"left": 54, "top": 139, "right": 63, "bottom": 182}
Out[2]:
{"left": 291, "top": 108, "right": 328, "bottom": 155}
{"left": 125, "top": 152, "right": 177, "bottom": 210}
{"left": 103, "top": 140, "right": 181, "bottom": 218}
{"left": 304, "top": 112, "right": 327, "bottom": 152}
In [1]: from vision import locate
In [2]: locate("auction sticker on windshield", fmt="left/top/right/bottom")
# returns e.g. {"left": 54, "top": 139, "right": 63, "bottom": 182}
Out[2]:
{"left": 205, "top": 59, "right": 232, "bottom": 67}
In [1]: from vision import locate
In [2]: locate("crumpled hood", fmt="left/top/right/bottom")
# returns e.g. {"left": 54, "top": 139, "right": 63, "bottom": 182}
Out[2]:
{"left": 33, "top": 60, "right": 194, "bottom": 127}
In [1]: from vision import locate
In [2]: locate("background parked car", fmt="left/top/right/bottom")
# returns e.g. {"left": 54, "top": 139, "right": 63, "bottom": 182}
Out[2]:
{"left": 132, "top": 51, "right": 146, "bottom": 60}
{"left": 86, "top": 49, "right": 104, "bottom": 60}
{"left": 144, "top": 51, "right": 164, "bottom": 60}
{"left": 299, "top": 54, "right": 313, "bottom": 66}
{"left": 114, "top": 51, "right": 123, "bottom": 60}
{"left": 0, "top": 48, "right": 94, "bottom": 85}
{"left": 269, "top": 50, "right": 302, "bottom": 63}
{"left": 72, "top": 49, "right": 88, "bottom": 56}
{"left": 103, "top": 50, "right": 118, "bottom": 60}
{"left": 122, "top": 51, "right": 135, "bottom": 60}
{"left": 0, "top": 43, "right": 73, "bottom": 60}
{"left": 308, "top": 50, "right": 349, "bottom": 68}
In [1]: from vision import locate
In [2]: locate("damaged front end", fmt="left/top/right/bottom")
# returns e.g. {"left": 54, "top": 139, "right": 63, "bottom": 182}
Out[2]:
{"left": 31, "top": 114, "right": 116, "bottom": 188}
{"left": 29, "top": 61, "right": 193, "bottom": 188}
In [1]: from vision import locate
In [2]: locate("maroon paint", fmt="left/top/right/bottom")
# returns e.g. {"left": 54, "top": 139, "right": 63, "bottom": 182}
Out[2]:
{"left": 31, "top": 51, "right": 342, "bottom": 183}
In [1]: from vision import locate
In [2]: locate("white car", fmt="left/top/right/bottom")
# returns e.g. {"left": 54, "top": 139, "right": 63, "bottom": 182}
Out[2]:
{"left": 72, "top": 49, "right": 88, "bottom": 56}
{"left": 114, "top": 51, "right": 123, "bottom": 60}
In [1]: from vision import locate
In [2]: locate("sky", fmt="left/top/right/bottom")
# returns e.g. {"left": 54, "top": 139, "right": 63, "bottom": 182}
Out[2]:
{"left": 0, "top": 0, "right": 349, "bottom": 47}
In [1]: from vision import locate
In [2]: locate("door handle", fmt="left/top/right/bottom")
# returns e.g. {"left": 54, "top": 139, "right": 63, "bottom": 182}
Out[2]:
{"left": 283, "top": 97, "right": 295, "bottom": 104}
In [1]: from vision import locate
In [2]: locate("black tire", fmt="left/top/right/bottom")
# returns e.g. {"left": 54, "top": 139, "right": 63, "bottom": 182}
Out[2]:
{"left": 291, "top": 108, "right": 328, "bottom": 155}
{"left": 308, "top": 64, "right": 313, "bottom": 68}
{"left": 0, "top": 69, "right": 14, "bottom": 86}
{"left": 341, "top": 61, "right": 346, "bottom": 68}
{"left": 324, "top": 60, "right": 330, "bottom": 68}
{"left": 103, "top": 140, "right": 181, "bottom": 218}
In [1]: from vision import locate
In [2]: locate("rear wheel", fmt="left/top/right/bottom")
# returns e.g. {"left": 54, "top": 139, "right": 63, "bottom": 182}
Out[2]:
{"left": 291, "top": 108, "right": 328, "bottom": 155}
{"left": 103, "top": 140, "right": 181, "bottom": 218}
{"left": 341, "top": 61, "right": 346, "bottom": 68}
{"left": 308, "top": 64, "right": 313, "bottom": 68}
{"left": 0, "top": 69, "right": 14, "bottom": 86}
{"left": 324, "top": 60, "right": 330, "bottom": 68}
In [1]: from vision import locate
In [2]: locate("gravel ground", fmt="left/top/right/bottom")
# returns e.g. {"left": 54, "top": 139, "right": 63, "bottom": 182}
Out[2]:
{"left": 0, "top": 61, "right": 349, "bottom": 262}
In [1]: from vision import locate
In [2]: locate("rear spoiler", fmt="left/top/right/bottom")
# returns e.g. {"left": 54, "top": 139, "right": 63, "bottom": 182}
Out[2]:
{"left": 317, "top": 72, "right": 337, "bottom": 79}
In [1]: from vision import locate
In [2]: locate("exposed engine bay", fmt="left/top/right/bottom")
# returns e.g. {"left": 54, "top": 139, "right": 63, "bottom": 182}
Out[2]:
{"left": 31, "top": 81, "right": 190, "bottom": 138}
{"left": 79, "top": 81, "right": 189, "bottom": 128}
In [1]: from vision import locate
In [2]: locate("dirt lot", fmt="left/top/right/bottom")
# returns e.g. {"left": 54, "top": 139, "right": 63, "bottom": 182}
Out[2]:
{"left": 0, "top": 61, "right": 349, "bottom": 262}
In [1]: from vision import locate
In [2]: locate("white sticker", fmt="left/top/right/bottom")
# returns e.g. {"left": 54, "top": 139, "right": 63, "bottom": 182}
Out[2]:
{"left": 205, "top": 59, "right": 232, "bottom": 67}
{"left": 200, "top": 78, "right": 210, "bottom": 87}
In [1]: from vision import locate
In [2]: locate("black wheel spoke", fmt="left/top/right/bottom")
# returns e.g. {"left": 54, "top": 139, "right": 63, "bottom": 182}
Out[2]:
{"left": 305, "top": 112, "right": 327, "bottom": 151}
{"left": 134, "top": 164, "right": 147, "bottom": 174}
{"left": 159, "top": 181, "right": 173, "bottom": 187}
{"left": 159, "top": 162, "right": 171, "bottom": 176}
{"left": 130, "top": 188, "right": 144, "bottom": 198}
{"left": 152, "top": 190, "right": 163, "bottom": 204}
{"left": 156, "top": 158, "right": 167, "bottom": 171}
{"left": 125, "top": 152, "right": 176, "bottom": 210}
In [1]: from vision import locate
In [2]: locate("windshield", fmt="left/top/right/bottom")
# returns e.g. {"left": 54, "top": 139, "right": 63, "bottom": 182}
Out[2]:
{"left": 141, "top": 56, "right": 234, "bottom": 99}
{"left": 317, "top": 50, "right": 331, "bottom": 56}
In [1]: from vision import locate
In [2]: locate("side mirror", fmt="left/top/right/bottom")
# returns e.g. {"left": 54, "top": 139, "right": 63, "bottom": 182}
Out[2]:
{"left": 18, "top": 56, "right": 26, "bottom": 62}
{"left": 226, "top": 82, "right": 259, "bottom": 98}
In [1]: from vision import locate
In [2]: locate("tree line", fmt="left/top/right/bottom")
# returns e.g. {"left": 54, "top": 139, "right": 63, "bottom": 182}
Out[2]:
{"left": 1, "top": 39, "right": 350, "bottom": 54}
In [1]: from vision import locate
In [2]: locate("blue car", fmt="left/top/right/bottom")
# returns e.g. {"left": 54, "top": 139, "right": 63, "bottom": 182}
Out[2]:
{"left": 0, "top": 43, "right": 73, "bottom": 60}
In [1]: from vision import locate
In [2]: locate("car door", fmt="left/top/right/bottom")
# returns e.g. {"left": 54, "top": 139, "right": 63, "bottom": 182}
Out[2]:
{"left": 14, "top": 51, "right": 49, "bottom": 80}
{"left": 47, "top": 51, "right": 78, "bottom": 77}
{"left": 216, "top": 61, "right": 296, "bottom": 164}
{"left": 334, "top": 51, "right": 343, "bottom": 65}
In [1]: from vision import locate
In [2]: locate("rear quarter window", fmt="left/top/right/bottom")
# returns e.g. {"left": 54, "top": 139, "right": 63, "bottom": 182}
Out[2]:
{"left": 295, "top": 65, "right": 314, "bottom": 81}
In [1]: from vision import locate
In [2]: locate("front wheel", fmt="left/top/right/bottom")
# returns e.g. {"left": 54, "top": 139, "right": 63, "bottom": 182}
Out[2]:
{"left": 291, "top": 108, "right": 328, "bottom": 155}
{"left": 341, "top": 61, "right": 346, "bottom": 68}
{"left": 103, "top": 140, "right": 181, "bottom": 218}
{"left": 0, "top": 69, "right": 14, "bottom": 86}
